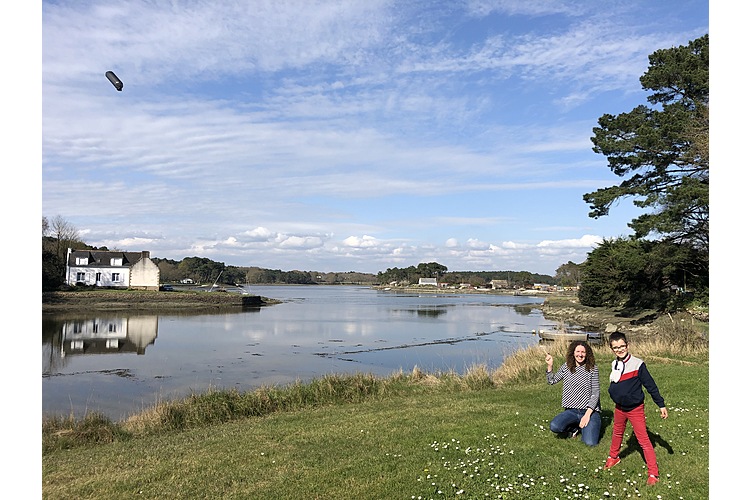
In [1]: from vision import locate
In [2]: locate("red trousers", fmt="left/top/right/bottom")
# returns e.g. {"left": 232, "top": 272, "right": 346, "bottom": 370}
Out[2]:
{"left": 608, "top": 403, "right": 659, "bottom": 476}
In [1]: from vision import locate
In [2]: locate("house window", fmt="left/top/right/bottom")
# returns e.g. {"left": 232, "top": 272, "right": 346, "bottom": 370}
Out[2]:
{"left": 75, "top": 257, "right": 88, "bottom": 265}
{"left": 111, "top": 257, "right": 123, "bottom": 266}
{"left": 112, "top": 273, "right": 120, "bottom": 283}
{"left": 96, "top": 272, "right": 101, "bottom": 283}
{"left": 108, "top": 323, "right": 118, "bottom": 333}
{"left": 76, "top": 272, "right": 86, "bottom": 282}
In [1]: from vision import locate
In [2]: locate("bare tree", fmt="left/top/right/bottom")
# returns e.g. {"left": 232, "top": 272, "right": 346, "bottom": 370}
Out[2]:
{"left": 49, "top": 215, "right": 81, "bottom": 262}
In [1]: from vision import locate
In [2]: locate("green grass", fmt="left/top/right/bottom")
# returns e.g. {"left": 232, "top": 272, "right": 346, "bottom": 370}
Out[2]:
{"left": 43, "top": 340, "right": 708, "bottom": 499}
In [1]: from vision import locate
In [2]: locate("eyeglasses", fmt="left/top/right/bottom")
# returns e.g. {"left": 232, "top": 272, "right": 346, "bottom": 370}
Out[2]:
{"left": 611, "top": 344, "right": 628, "bottom": 351}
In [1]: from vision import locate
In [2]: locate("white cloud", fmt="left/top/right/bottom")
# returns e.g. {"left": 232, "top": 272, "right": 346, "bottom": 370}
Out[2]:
{"left": 278, "top": 235, "right": 325, "bottom": 249}
{"left": 466, "top": 238, "right": 489, "bottom": 249}
{"left": 537, "top": 234, "right": 602, "bottom": 249}
{"left": 343, "top": 235, "right": 379, "bottom": 248}
{"left": 244, "top": 227, "right": 276, "bottom": 241}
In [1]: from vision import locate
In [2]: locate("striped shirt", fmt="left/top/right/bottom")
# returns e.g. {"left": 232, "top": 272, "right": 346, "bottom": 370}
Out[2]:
{"left": 547, "top": 364, "right": 601, "bottom": 412}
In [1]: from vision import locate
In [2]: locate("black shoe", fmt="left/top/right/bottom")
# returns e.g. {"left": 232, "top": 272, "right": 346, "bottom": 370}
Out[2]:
{"left": 570, "top": 428, "right": 580, "bottom": 439}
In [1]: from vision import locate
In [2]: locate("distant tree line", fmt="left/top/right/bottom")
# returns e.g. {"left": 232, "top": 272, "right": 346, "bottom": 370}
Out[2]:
{"left": 153, "top": 258, "right": 378, "bottom": 286}
{"left": 376, "top": 262, "right": 557, "bottom": 288}
{"left": 375, "top": 262, "right": 447, "bottom": 285}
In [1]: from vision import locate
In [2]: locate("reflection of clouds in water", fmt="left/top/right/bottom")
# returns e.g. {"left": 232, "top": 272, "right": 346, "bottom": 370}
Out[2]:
{"left": 242, "top": 329, "right": 270, "bottom": 342}
{"left": 240, "top": 321, "right": 380, "bottom": 342}
{"left": 239, "top": 303, "right": 541, "bottom": 345}
{"left": 44, "top": 287, "right": 549, "bottom": 420}
{"left": 342, "top": 322, "right": 377, "bottom": 337}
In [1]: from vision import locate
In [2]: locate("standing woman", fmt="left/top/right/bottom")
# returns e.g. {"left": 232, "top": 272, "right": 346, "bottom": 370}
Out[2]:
{"left": 545, "top": 340, "right": 602, "bottom": 446}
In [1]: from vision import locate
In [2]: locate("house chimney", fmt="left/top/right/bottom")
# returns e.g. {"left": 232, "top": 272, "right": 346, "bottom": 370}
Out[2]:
{"left": 141, "top": 251, "right": 150, "bottom": 258}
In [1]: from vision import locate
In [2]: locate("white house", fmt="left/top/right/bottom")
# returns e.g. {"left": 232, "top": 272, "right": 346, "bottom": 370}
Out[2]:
{"left": 65, "top": 248, "right": 160, "bottom": 290}
{"left": 418, "top": 277, "right": 438, "bottom": 286}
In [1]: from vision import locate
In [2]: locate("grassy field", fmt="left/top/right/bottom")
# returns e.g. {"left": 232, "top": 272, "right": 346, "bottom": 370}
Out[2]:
{"left": 42, "top": 334, "right": 709, "bottom": 499}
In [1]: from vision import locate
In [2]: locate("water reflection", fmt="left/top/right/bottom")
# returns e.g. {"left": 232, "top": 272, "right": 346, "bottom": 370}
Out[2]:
{"left": 43, "top": 316, "right": 158, "bottom": 374}
{"left": 42, "top": 286, "right": 557, "bottom": 420}
{"left": 62, "top": 316, "right": 158, "bottom": 357}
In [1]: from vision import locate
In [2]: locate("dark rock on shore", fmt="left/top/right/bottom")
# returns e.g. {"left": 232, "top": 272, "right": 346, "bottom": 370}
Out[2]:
{"left": 540, "top": 294, "right": 660, "bottom": 336}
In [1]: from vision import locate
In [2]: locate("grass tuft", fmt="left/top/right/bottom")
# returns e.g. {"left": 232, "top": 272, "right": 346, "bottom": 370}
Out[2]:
{"left": 492, "top": 342, "right": 566, "bottom": 385}
{"left": 42, "top": 412, "right": 131, "bottom": 453}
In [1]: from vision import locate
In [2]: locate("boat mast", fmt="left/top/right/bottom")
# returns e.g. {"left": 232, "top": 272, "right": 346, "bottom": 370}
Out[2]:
{"left": 208, "top": 270, "right": 223, "bottom": 292}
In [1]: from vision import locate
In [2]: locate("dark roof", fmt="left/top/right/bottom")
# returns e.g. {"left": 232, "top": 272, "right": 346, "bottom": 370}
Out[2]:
{"left": 67, "top": 249, "right": 150, "bottom": 267}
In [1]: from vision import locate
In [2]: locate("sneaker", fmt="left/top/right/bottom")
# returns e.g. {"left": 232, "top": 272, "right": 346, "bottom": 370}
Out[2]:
{"left": 604, "top": 456, "right": 621, "bottom": 469}
{"left": 570, "top": 428, "right": 580, "bottom": 439}
{"left": 647, "top": 475, "right": 659, "bottom": 486}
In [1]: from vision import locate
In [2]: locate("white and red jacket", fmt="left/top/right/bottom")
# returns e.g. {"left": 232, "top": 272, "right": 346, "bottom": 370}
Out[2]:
{"left": 608, "top": 353, "right": 665, "bottom": 411}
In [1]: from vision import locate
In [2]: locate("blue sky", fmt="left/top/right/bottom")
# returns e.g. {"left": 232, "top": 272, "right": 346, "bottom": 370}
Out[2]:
{"left": 40, "top": 0, "right": 709, "bottom": 276}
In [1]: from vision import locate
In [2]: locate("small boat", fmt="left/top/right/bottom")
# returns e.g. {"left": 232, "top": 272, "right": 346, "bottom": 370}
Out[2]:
{"left": 535, "top": 329, "right": 589, "bottom": 342}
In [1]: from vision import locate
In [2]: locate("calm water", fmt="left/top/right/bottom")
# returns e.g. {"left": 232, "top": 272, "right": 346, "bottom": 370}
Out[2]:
{"left": 42, "top": 286, "right": 557, "bottom": 420}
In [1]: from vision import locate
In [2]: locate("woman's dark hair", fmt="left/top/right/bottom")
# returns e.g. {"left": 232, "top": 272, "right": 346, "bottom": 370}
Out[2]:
{"left": 566, "top": 340, "right": 595, "bottom": 372}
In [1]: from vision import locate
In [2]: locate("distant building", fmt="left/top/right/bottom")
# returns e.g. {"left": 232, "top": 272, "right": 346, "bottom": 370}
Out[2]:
{"left": 65, "top": 248, "right": 160, "bottom": 290}
{"left": 533, "top": 283, "right": 553, "bottom": 291}
{"left": 418, "top": 277, "right": 438, "bottom": 286}
{"left": 490, "top": 279, "right": 509, "bottom": 289}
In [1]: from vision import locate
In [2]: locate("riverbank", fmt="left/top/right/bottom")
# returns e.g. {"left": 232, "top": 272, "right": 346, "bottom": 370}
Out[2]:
{"left": 41, "top": 289, "right": 279, "bottom": 313}
{"left": 539, "top": 293, "right": 663, "bottom": 336}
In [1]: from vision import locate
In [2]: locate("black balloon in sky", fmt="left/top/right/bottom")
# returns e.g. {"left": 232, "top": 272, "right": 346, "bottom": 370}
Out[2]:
{"left": 105, "top": 71, "right": 123, "bottom": 91}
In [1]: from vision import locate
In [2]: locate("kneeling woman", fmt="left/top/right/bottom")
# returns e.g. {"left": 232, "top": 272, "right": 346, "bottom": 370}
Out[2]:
{"left": 545, "top": 340, "right": 602, "bottom": 446}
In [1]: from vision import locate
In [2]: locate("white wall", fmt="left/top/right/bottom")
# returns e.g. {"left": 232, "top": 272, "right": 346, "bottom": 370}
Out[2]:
{"left": 129, "top": 257, "right": 160, "bottom": 290}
